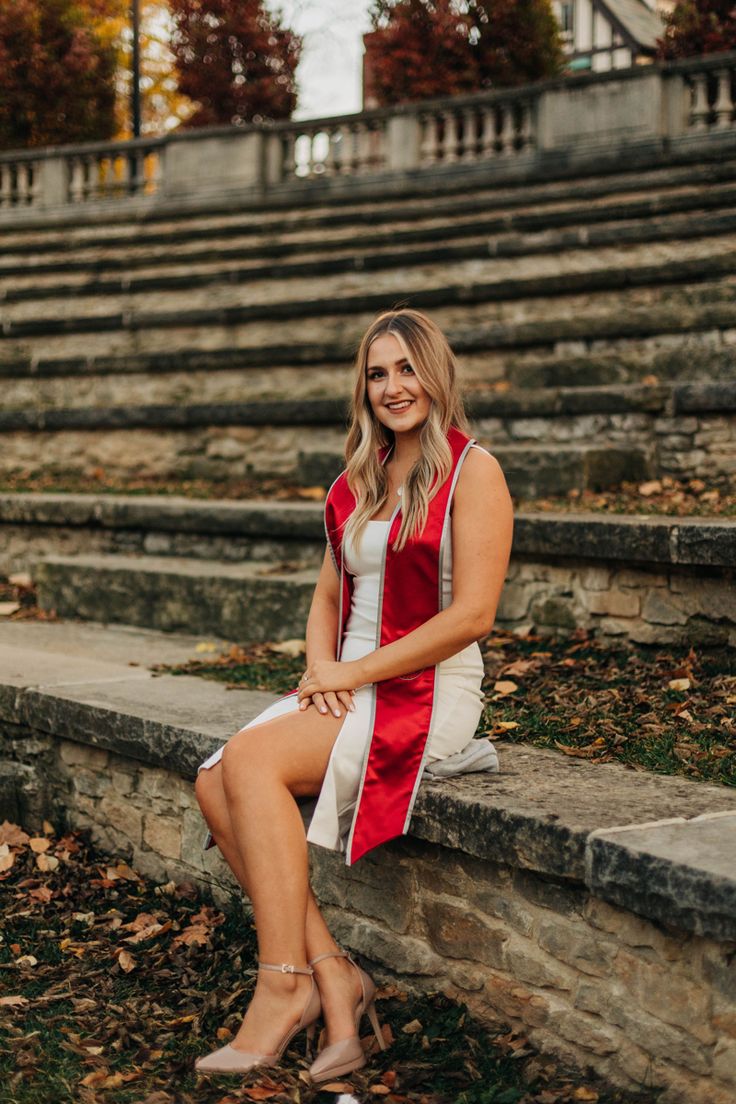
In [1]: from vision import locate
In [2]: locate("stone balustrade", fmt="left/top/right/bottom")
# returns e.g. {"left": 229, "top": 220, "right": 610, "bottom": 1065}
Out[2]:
{"left": 1, "top": 50, "right": 735, "bottom": 218}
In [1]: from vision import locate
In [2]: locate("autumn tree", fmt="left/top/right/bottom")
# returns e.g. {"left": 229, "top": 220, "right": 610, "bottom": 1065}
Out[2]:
{"left": 0, "top": 0, "right": 123, "bottom": 151}
{"left": 656, "top": 0, "right": 736, "bottom": 58}
{"left": 168, "top": 0, "right": 302, "bottom": 127}
{"left": 366, "top": 0, "right": 564, "bottom": 107}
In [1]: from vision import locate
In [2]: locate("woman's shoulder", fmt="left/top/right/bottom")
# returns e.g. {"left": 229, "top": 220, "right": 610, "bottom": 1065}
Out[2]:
{"left": 453, "top": 442, "right": 511, "bottom": 503}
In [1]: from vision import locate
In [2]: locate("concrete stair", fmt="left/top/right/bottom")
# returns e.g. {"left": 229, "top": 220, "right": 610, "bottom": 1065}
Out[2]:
{"left": 1, "top": 145, "right": 735, "bottom": 646}
{"left": 4, "top": 491, "right": 733, "bottom": 644}
{"left": 33, "top": 553, "right": 316, "bottom": 640}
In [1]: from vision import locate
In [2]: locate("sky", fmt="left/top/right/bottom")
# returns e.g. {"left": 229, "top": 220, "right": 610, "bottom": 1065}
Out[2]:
{"left": 266, "top": 0, "right": 375, "bottom": 120}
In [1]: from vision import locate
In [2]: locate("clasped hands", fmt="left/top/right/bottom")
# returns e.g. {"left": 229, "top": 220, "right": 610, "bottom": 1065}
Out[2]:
{"left": 297, "top": 658, "right": 362, "bottom": 718}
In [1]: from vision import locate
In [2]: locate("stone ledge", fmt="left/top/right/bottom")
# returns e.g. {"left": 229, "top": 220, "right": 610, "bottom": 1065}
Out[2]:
{"left": 1, "top": 621, "right": 734, "bottom": 941}
{"left": 2, "top": 302, "right": 735, "bottom": 378}
{"left": 2, "top": 381, "right": 734, "bottom": 429}
{"left": 2, "top": 493, "right": 734, "bottom": 570}
{"left": 587, "top": 812, "right": 736, "bottom": 941}
{"left": 4, "top": 206, "right": 736, "bottom": 304}
{"left": 4, "top": 252, "right": 736, "bottom": 340}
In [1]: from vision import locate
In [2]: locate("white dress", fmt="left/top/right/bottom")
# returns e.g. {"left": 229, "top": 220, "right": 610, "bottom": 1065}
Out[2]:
{"left": 197, "top": 482, "right": 488, "bottom": 856}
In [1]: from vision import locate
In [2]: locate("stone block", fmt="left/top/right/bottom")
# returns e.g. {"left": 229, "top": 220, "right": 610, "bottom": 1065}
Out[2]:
{"left": 142, "top": 813, "right": 181, "bottom": 860}
{"left": 110, "top": 769, "right": 136, "bottom": 796}
{"left": 501, "top": 933, "right": 579, "bottom": 992}
{"left": 59, "top": 740, "right": 109, "bottom": 769}
{"left": 72, "top": 767, "right": 110, "bottom": 799}
{"left": 587, "top": 816, "right": 736, "bottom": 944}
{"left": 423, "top": 899, "right": 507, "bottom": 969}
{"left": 614, "top": 949, "right": 715, "bottom": 1046}
{"left": 311, "top": 845, "right": 415, "bottom": 934}
{"left": 554, "top": 1007, "right": 619, "bottom": 1055}
{"left": 574, "top": 978, "right": 710, "bottom": 1074}
{"left": 529, "top": 595, "right": 578, "bottom": 630}
{"left": 482, "top": 970, "right": 550, "bottom": 1028}
{"left": 586, "top": 588, "right": 641, "bottom": 618}
{"left": 713, "top": 1038, "right": 736, "bottom": 1087}
{"left": 512, "top": 867, "right": 584, "bottom": 919}
{"left": 583, "top": 897, "right": 686, "bottom": 962}
{"left": 641, "top": 590, "right": 688, "bottom": 626}
{"left": 579, "top": 565, "right": 611, "bottom": 591}
{"left": 97, "top": 795, "right": 143, "bottom": 847}
{"left": 536, "top": 914, "right": 617, "bottom": 977}
{"left": 322, "top": 908, "right": 443, "bottom": 977}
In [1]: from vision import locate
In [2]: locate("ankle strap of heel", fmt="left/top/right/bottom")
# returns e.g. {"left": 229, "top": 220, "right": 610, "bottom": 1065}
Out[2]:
{"left": 308, "top": 949, "right": 350, "bottom": 967}
{"left": 258, "top": 961, "right": 314, "bottom": 975}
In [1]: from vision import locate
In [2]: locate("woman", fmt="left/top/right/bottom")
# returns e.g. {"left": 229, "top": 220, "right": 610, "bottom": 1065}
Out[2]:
{"left": 193, "top": 307, "right": 514, "bottom": 1084}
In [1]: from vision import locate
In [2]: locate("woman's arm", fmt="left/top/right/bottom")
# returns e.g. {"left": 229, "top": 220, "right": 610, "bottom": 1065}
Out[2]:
{"left": 298, "top": 448, "right": 514, "bottom": 700}
{"left": 302, "top": 546, "right": 356, "bottom": 716}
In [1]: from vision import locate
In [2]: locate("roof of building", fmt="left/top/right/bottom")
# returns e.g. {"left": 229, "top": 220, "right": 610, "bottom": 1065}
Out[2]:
{"left": 596, "top": 0, "right": 664, "bottom": 51}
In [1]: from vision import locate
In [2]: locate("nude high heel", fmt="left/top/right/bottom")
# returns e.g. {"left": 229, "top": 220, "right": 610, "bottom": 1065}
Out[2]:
{"left": 194, "top": 961, "right": 321, "bottom": 1074}
{"left": 307, "top": 949, "right": 388, "bottom": 1084}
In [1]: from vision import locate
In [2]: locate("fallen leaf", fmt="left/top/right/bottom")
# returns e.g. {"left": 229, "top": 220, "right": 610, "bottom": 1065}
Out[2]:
{"left": 492, "top": 680, "right": 518, "bottom": 696}
{"left": 0, "top": 601, "right": 21, "bottom": 616}
{"left": 36, "top": 853, "right": 59, "bottom": 871}
{"left": 401, "top": 1019, "right": 423, "bottom": 1034}
{"left": 668, "top": 678, "right": 691, "bottom": 691}
{"left": 117, "top": 949, "right": 136, "bottom": 972}
{"left": 0, "top": 822, "right": 29, "bottom": 846}
{"left": 268, "top": 639, "right": 306, "bottom": 657}
{"left": 638, "top": 479, "right": 662, "bottom": 496}
{"left": 0, "top": 995, "right": 29, "bottom": 1007}
{"left": 29, "top": 837, "right": 51, "bottom": 853}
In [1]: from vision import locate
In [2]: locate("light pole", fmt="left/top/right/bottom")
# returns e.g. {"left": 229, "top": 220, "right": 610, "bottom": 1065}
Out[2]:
{"left": 131, "top": 0, "right": 141, "bottom": 139}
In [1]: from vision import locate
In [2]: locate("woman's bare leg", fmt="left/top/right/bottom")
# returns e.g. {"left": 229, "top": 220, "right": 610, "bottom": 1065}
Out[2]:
{"left": 195, "top": 708, "right": 364, "bottom": 1054}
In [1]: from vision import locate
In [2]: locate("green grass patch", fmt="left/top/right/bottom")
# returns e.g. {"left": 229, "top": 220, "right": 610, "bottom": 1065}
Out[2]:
{"left": 154, "top": 631, "right": 736, "bottom": 787}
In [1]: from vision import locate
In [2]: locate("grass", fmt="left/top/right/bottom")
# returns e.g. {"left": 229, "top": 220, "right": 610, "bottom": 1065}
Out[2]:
{"left": 153, "top": 629, "right": 736, "bottom": 788}
{"left": 0, "top": 823, "right": 665, "bottom": 1104}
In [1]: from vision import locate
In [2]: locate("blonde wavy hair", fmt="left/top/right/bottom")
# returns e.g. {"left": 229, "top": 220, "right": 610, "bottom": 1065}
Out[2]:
{"left": 342, "top": 308, "right": 470, "bottom": 554}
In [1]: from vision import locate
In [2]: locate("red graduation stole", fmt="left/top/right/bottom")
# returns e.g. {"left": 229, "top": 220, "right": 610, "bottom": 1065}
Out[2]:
{"left": 325, "top": 424, "right": 475, "bottom": 865}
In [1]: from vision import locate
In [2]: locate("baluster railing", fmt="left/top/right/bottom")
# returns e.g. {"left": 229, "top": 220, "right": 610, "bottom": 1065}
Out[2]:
{"left": 713, "top": 67, "right": 734, "bottom": 129}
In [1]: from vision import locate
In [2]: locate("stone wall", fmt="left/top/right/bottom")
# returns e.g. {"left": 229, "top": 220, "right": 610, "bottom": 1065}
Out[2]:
{"left": 0, "top": 406, "right": 734, "bottom": 487}
{"left": 1, "top": 495, "right": 734, "bottom": 647}
{"left": 3, "top": 693, "right": 735, "bottom": 1104}
{"left": 500, "top": 559, "right": 736, "bottom": 647}
{"left": 310, "top": 840, "right": 736, "bottom": 1104}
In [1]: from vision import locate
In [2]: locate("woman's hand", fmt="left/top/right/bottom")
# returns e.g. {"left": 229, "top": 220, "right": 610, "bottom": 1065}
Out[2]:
{"left": 297, "top": 659, "right": 362, "bottom": 716}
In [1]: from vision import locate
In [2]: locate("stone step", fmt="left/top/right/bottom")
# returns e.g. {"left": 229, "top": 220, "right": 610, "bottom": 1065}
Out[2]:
{"left": 0, "top": 377, "right": 697, "bottom": 415}
{"left": 3, "top": 270, "right": 736, "bottom": 368}
{"left": 3, "top": 152, "right": 735, "bottom": 256}
{"left": 4, "top": 196, "right": 736, "bottom": 299}
{"left": 10, "top": 499, "right": 735, "bottom": 646}
{"left": 5, "top": 492, "right": 734, "bottom": 572}
{"left": 505, "top": 346, "right": 736, "bottom": 388}
{"left": 3, "top": 232, "right": 736, "bottom": 327}
{"left": 32, "top": 552, "right": 317, "bottom": 640}
{"left": 2, "top": 617, "right": 734, "bottom": 943}
{"left": 0, "top": 311, "right": 732, "bottom": 398}
{"left": 2, "top": 379, "right": 734, "bottom": 489}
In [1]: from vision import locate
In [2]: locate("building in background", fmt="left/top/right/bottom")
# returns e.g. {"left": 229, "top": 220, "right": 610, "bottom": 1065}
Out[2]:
{"left": 362, "top": 0, "right": 676, "bottom": 107}
{"left": 553, "top": 0, "right": 674, "bottom": 72}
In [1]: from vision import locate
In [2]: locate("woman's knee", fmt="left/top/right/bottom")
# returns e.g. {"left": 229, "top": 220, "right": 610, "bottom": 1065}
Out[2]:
{"left": 220, "top": 729, "right": 271, "bottom": 791}
{"left": 194, "top": 761, "right": 224, "bottom": 815}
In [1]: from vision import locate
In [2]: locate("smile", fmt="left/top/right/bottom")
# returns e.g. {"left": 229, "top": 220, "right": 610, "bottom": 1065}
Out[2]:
{"left": 385, "top": 400, "right": 413, "bottom": 411}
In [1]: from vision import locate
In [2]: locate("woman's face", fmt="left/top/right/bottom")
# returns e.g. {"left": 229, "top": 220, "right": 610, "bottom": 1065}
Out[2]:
{"left": 365, "top": 333, "right": 431, "bottom": 436}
